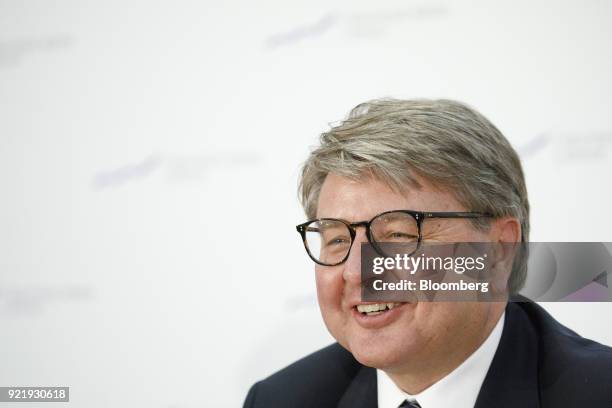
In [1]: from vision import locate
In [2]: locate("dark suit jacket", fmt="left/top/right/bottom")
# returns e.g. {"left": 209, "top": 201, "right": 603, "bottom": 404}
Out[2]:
{"left": 243, "top": 301, "right": 612, "bottom": 407}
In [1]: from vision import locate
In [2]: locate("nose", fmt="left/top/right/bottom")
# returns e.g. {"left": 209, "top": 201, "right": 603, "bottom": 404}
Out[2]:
{"left": 342, "top": 228, "right": 368, "bottom": 285}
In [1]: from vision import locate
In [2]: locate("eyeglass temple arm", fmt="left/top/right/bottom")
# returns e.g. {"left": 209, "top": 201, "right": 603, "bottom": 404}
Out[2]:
{"left": 422, "top": 212, "right": 492, "bottom": 218}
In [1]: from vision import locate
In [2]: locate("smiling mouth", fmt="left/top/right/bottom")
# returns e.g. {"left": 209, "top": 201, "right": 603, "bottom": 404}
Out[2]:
{"left": 355, "top": 302, "right": 402, "bottom": 316}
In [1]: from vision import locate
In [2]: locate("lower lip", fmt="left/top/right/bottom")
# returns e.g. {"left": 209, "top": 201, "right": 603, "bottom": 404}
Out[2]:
{"left": 351, "top": 302, "right": 414, "bottom": 329}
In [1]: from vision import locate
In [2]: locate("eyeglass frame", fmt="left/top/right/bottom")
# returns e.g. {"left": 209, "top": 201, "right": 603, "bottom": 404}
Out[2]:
{"left": 295, "top": 209, "right": 494, "bottom": 266}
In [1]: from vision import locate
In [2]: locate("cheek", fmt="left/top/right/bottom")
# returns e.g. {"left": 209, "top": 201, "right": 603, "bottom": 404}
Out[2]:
{"left": 409, "top": 303, "right": 461, "bottom": 344}
{"left": 315, "top": 266, "right": 351, "bottom": 346}
{"left": 315, "top": 266, "right": 344, "bottom": 310}
{"left": 416, "top": 302, "right": 486, "bottom": 340}
{"left": 315, "top": 267, "right": 343, "bottom": 306}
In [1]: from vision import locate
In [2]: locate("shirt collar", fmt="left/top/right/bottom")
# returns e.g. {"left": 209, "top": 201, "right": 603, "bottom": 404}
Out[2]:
{"left": 377, "top": 312, "right": 505, "bottom": 408}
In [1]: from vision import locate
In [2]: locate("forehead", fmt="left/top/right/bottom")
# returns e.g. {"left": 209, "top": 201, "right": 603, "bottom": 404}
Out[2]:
{"left": 316, "top": 173, "right": 465, "bottom": 220}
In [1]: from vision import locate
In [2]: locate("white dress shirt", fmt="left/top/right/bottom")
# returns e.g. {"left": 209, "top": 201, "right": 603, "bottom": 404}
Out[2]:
{"left": 377, "top": 312, "right": 505, "bottom": 408}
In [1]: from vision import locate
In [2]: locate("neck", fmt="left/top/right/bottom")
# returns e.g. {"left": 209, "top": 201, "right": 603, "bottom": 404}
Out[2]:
{"left": 384, "top": 303, "right": 505, "bottom": 395}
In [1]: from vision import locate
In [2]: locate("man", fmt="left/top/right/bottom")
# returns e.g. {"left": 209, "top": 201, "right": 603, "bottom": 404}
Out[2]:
{"left": 243, "top": 99, "right": 612, "bottom": 407}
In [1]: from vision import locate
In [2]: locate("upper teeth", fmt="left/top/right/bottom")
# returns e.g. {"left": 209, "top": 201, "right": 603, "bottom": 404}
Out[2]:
{"left": 356, "top": 303, "right": 399, "bottom": 313}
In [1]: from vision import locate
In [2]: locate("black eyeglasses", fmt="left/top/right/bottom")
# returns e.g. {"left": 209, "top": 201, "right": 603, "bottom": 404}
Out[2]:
{"left": 296, "top": 209, "right": 493, "bottom": 266}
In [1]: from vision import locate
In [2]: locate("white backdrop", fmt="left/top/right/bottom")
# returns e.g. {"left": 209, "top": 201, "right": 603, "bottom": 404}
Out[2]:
{"left": 1, "top": 0, "right": 612, "bottom": 407}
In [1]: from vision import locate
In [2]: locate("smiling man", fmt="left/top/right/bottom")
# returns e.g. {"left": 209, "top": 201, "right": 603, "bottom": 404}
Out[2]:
{"left": 243, "top": 99, "right": 612, "bottom": 408}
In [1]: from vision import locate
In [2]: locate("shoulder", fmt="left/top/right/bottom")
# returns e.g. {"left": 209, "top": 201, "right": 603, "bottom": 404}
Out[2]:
{"left": 513, "top": 301, "right": 612, "bottom": 406}
{"left": 243, "top": 343, "right": 362, "bottom": 408}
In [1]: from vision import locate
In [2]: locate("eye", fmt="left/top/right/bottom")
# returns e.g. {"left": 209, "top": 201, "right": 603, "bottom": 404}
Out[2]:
{"left": 372, "top": 214, "right": 419, "bottom": 242}
{"left": 325, "top": 236, "right": 351, "bottom": 246}
{"left": 382, "top": 231, "right": 418, "bottom": 242}
{"left": 389, "top": 231, "right": 417, "bottom": 239}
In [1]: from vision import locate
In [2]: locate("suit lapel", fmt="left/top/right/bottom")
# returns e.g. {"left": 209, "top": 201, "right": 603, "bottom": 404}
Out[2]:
{"left": 338, "top": 365, "right": 378, "bottom": 408}
{"left": 474, "top": 302, "right": 540, "bottom": 408}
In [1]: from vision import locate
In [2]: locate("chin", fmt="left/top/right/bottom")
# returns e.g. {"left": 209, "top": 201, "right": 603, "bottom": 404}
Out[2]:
{"left": 345, "top": 333, "right": 417, "bottom": 369}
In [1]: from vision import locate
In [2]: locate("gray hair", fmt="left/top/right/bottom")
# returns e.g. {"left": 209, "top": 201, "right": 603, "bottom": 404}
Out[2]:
{"left": 298, "top": 98, "right": 530, "bottom": 294}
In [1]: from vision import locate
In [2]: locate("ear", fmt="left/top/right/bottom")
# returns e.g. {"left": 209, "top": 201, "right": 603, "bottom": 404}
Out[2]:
{"left": 488, "top": 216, "right": 522, "bottom": 294}
{"left": 491, "top": 216, "right": 522, "bottom": 244}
